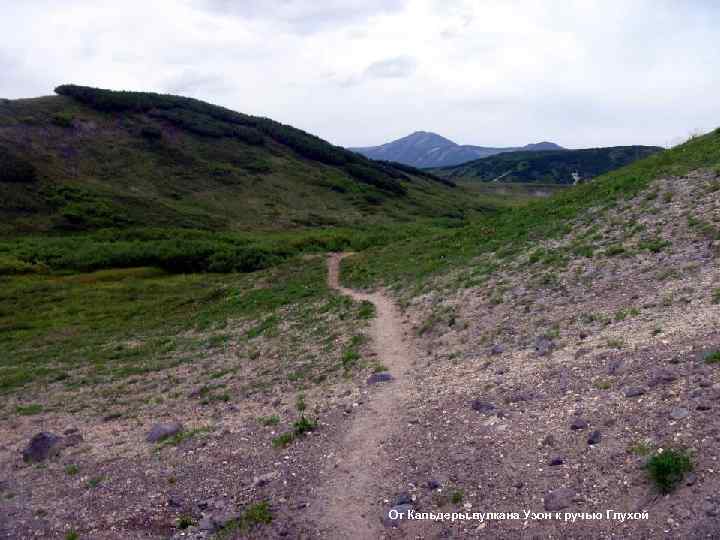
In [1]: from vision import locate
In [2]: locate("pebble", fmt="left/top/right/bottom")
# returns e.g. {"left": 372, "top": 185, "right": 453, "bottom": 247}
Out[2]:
{"left": 146, "top": 422, "right": 184, "bottom": 443}
{"left": 670, "top": 407, "right": 690, "bottom": 420}
{"left": 544, "top": 487, "right": 575, "bottom": 511}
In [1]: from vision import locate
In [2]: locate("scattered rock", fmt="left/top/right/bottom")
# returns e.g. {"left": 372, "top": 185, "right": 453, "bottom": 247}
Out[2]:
{"left": 490, "top": 344, "right": 504, "bottom": 355}
{"left": 62, "top": 432, "right": 84, "bottom": 449}
{"left": 146, "top": 422, "right": 184, "bottom": 443}
{"left": 570, "top": 418, "right": 588, "bottom": 430}
{"left": 471, "top": 400, "right": 496, "bottom": 413}
{"left": 253, "top": 471, "right": 280, "bottom": 488}
{"left": 607, "top": 358, "right": 624, "bottom": 375}
{"left": 535, "top": 336, "right": 555, "bottom": 356}
{"left": 544, "top": 488, "right": 575, "bottom": 511}
{"left": 587, "top": 430, "right": 602, "bottom": 445}
{"left": 670, "top": 407, "right": 690, "bottom": 420}
{"left": 686, "top": 473, "right": 698, "bottom": 486}
{"left": 507, "top": 391, "right": 534, "bottom": 404}
{"left": 395, "top": 493, "right": 413, "bottom": 505}
{"left": 697, "top": 402, "right": 712, "bottom": 411}
{"left": 367, "top": 372, "right": 393, "bottom": 385}
{"left": 102, "top": 413, "right": 122, "bottom": 422}
{"left": 427, "top": 480, "right": 440, "bottom": 490}
{"left": 22, "top": 433, "right": 63, "bottom": 463}
{"left": 648, "top": 368, "right": 677, "bottom": 388}
{"left": 549, "top": 456, "right": 565, "bottom": 466}
{"left": 624, "top": 387, "right": 645, "bottom": 398}
{"left": 542, "top": 434, "right": 556, "bottom": 447}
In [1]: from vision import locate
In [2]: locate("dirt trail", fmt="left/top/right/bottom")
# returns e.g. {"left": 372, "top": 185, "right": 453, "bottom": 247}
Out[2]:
{"left": 310, "top": 253, "right": 416, "bottom": 539}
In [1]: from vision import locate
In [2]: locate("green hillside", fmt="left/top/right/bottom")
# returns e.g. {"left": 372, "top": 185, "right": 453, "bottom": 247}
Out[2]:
{"left": 344, "top": 129, "right": 720, "bottom": 288}
{"left": 0, "top": 85, "right": 472, "bottom": 237}
{"left": 433, "top": 145, "right": 663, "bottom": 184}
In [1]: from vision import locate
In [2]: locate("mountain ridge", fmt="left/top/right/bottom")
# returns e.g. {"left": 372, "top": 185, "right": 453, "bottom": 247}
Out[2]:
{"left": 349, "top": 131, "right": 564, "bottom": 168}
{"left": 433, "top": 145, "right": 664, "bottom": 184}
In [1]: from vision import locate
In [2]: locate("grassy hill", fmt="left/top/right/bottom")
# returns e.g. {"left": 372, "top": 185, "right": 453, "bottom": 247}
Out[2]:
{"left": 432, "top": 145, "right": 663, "bottom": 184}
{"left": 0, "top": 85, "right": 474, "bottom": 237}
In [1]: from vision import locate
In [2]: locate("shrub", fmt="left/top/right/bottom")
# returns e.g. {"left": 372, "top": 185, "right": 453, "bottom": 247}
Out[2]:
{"left": 0, "top": 148, "right": 37, "bottom": 183}
{"left": 0, "top": 256, "right": 45, "bottom": 275}
{"left": 293, "top": 415, "right": 317, "bottom": 436}
{"left": 646, "top": 449, "right": 693, "bottom": 493}
{"left": 52, "top": 112, "right": 74, "bottom": 128}
{"left": 140, "top": 126, "right": 162, "bottom": 140}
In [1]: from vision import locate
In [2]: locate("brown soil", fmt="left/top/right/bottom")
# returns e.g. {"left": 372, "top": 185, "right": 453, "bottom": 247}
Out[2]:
{"left": 308, "top": 253, "right": 417, "bottom": 539}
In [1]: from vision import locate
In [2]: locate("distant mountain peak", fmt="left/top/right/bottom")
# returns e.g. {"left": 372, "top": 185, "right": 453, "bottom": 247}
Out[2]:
{"left": 349, "top": 133, "right": 564, "bottom": 168}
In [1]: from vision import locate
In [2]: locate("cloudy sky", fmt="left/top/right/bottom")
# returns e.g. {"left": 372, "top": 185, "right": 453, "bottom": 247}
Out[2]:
{"left": 2, "top": 0, "right": 718, "bottom": 148}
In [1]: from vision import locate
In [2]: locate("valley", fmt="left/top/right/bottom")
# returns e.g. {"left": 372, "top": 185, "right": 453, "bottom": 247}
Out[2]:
{"left": 1, "top": 85, "right": 719, "bottom": 539}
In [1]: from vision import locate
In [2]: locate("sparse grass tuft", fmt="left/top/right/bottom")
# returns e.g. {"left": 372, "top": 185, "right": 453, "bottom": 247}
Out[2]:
{"left": 646, "top": 449, "right": 693, "bottom": 493}
{"left": 15, "top": 403, "right": 43, "bottom": 416}
{"left": 704, "top": 350, "right": 720, "bottom": 364}
{"left": 450, "top": 489, "right": 464, "bottom": 505}
{"left": 258, "top": 415, "right": 280, "bottom": 426}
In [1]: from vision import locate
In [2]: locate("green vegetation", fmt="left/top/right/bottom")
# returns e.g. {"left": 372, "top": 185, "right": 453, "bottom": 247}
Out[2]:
{"left": 450, "top": 489, "right": 464, "bottom": 504}
{"left": 646, "top": 449, "right": 693, "bottom": 493}
{"left": 156, "top": 427, "right": 211, "bottom": 450}
{"left": 704, "top": 350, "right": 720, "bottom": 364}
{"left": 177, "top": 515, "right": 195, "bottom": 530}
{"left": 0, "top": 86, "right": 480, "bottom": 239}
{"left": 0, "top": 258, "right": 327, "bottom": 392}
{"left": 434, "top": 146, "right": 663, "bottom": 184}
{"left": 65, "top": 464, "right": 80, "bottom": 476}
{"left": 258, "top": 415, "right": 280, "bottom": 426}
{"left": 216, "top": 501, "right": 272, "bottom": 538}
{"left": 86, "top": 476, "right": 104, "bottom": 489}
{"left": 65, "top": 532, "right": 79, "bottom": 540}
{"left": 343, "top": 127, "right": 720, "bottom": 290}
{"left": 15, "top": 403, "right": 43, "bottom": 415}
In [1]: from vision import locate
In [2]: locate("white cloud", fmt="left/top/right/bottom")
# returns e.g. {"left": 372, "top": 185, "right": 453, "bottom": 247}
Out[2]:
{"left": 0, "top": 0, "right": 718, "bottom": 148}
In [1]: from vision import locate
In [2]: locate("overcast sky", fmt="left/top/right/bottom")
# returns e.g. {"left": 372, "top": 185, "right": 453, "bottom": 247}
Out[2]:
{"left": 2, "top": 0, "right": 719, "bottom": 148}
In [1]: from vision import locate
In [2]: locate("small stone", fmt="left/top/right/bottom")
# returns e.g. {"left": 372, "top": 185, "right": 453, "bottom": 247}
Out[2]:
{"left": 544, "top": 488, "right": 575, "bottom": 511}
{"left": 587, "top": 430, "right": 602, "bottom": 445}
{"left": 624, "top": 387, "right": 645, "bottom": 398}
{"left": 686, "top": 473, "right": 698, "bottom": 486}
{"left": 427, "top": 479, "right": 440, "bottom": 490}
{"left": 648, "top": 368, "right": 677, "bottom": 387}
{"left": 535, "top": 336, "right": 555, "bottom": 356}
{"left": 102, "top": 413, "right": 122, "bottom": 422}
{"left": 22, "top": 433, "right": 63, "bottom": 463}
{"left": 395, "top": 493, "right": 413, "bottom": 505}
{"left": 490, "top": 344, "right": 504, "bottom": 355}
{"left": 198, "top": 517, "right": 215, "bottom": 532}
{"left": 549, "top": 456, "right": 565, "bottom": 466}
{"left": 607, "top": 358, "right": 624, "bottom": 375}
{"left": 471, "top": 400, "right": 496, "bottom": 413}
{"left": 145, "top": 422, "right": 183, "bottom": 443}
{"left": 542, "top": 434, "right": 556, "bottom": 447}
{"left": 570, "top": 418, "right": 588, "bottom": 430}
{"left": 670, "top": 407, "right": 690, "bottom": 420}
{"left": 697, "top": 403, "right": 712, "bottom": 411}
{"left": 253, "top": 472, "right": 279, "bottom": 487}
{"left": 367, "top": 372, "right": 393, "bottom": 385}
